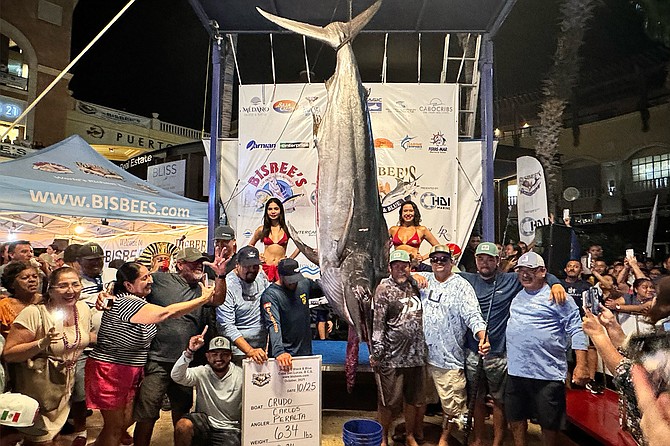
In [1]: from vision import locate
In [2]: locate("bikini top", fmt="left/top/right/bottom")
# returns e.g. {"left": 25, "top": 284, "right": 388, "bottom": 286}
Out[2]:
{"left": 262, "top": 231, "right": 289, "bottom": 248}
{"left": 392, "top": 228, "right": 421, "bottom": 248}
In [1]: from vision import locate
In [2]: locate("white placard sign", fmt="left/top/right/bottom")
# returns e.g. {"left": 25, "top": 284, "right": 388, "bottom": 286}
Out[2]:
{"left": 147, "top": 159, "right": 186, "bottom": 196}
{"left": 243, "top": 356, "right": 321, "bottom": 446}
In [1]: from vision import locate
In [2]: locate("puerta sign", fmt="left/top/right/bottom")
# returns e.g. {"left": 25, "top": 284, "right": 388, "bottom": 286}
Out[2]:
{"left": 243, "top": 356, "right": 321, "bottom": 446}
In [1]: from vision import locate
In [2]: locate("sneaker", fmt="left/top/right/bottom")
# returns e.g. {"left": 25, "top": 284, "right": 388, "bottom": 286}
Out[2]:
{"left": 585, "top": 380, "right": 605, "bottom": 394}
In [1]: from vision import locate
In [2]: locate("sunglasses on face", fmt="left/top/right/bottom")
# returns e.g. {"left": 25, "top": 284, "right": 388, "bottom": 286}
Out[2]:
{"left": 430, "top": 256, "right": 451, "bottom": 264}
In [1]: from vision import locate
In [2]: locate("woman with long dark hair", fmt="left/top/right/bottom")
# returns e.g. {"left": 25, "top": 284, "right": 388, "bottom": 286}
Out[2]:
{"left": 388, "top": 200, "right": 439, "bottom": 269}
{"left": 249, "top": 197, "right": 298, "bottom": 281}
{"left": 86, "top": 261, "right": 215, "bottom": 446}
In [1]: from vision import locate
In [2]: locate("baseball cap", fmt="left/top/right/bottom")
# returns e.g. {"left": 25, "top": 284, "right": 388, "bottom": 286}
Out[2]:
{"left": 515, "top": 251, "right": 545, "bottom": 269}
{"left": 277, "top": 258, "right": 305, "bottom": 284}
{"left": 174, "top": 247, "right": 208, "bottom": 263}
{"left": 0, "top": 392, "right": 39, "bottom": 428}
{"left": 389, "top": 249, "right": 411, "bottom": 263}
{"left": 429, "top": 245, "right": 452, "bottom": 258}
{"left": 63, "top": 244, "right": 82, "bottom": 263}
{"left": 78, "top": 243, "right": 104, "bottom": 260}
{"left": 208, "top": 336, "right": 232, "bottom": 351}
{"left": 237, "top": 246, "right": 261, "bottom": 266}
{"left": 475, "top": 242, "right": 499, "bottom": 257}
{"left": 214, "top": 225, "right": 235, "bottom": 241}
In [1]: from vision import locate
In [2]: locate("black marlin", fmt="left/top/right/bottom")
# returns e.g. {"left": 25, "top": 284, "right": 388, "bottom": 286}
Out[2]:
{"left": 258, "top": 1, "right": 388, "bottom": 384}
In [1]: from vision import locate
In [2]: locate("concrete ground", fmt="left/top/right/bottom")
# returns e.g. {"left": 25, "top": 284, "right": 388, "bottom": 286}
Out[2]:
{"left": 53, "top": 408, "right": 546, "bottom": 445}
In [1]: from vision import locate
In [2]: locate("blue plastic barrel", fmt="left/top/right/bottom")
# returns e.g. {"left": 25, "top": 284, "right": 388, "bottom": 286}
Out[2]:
{"left": 342, "top": 419, "right": 383, "bottom": 446}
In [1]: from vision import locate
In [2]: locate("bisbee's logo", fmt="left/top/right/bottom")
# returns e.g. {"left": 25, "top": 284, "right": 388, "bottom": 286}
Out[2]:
{"left": 273, "top": 100, "right": 297, "bottom": 113}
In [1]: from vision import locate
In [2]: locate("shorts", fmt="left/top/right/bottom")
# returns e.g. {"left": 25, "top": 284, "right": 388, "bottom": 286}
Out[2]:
{"left": 504, "top": 375, "right": 566, "bottom": 430}
{"left": 72, "top": 350, "right": 89, "bottom": 403}
{"left": 428, "top": 365, "right": 467, "bottom": 419}
{"left": 313, "top": 309, "right": 329, "bottom": 323}
{"left": 181, "top": 412, "right": 240, "bottom": 446}
{"left": 86, "top": 358, "right": 143, "bottom": 410}
{"left": 134, "top": 360, "right": 193, "bottom": 421}
{"left": 375, "top": 365, "right": 426, "bottom": 414}
{"left": 262, "top": 263, "right": 279, "bottom": 282}
{"left": 465, "top": 350, "right": 507, "bottom": 404}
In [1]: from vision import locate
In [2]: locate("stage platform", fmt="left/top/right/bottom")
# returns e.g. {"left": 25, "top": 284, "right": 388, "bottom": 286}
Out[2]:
{"left": 313, "top": 340, "right": 372, "bottom": 372}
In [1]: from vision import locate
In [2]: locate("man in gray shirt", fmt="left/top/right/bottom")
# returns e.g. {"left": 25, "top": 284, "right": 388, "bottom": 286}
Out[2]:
{"left": 172, "top": 334, "right": 243, "bottom": 446}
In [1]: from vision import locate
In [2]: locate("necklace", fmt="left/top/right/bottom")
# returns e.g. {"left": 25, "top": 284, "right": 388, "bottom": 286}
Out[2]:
{"left": 61, "top": 304, "right": 81, "bottom": 351}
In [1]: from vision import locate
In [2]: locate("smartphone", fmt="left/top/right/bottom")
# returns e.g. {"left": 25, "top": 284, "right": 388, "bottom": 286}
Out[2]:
{"left": 587, "top": 253, "right": 593, "bottom": 269}
{"left": 203, "top": 275, "right": 210, "bottom": 288}
{"left": 563, "top": 208, "right": 570, "bottom": 220}
{"left": 626, "top": 249, "right": 634, "bottom": 259}
{"left": 583, "top": 288, "right": 600, "bottom": 315}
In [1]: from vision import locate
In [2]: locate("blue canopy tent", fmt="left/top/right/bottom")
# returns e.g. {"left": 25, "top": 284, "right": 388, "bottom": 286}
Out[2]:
{"left": 0, "top": 135, "right": 207, "bottom": 239}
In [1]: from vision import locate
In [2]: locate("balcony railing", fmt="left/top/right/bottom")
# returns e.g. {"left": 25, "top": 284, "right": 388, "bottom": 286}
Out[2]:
{"left": 628, "top": 178, "right": 670, "bottom": 192}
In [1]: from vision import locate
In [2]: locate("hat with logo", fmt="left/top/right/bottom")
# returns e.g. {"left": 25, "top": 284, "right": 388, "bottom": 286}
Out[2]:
{"left": 208, "top": 336, "right": 232, "bottom": 351}
{"left": 237, "top": 246, "right": 261, "bottom": 266}
{"left": 214, "top": 225, "right": 235, "bottom": 241}
{"left": 0, "top": 392, "right": 40, "bottom": 428}
{"left": 78, "top": 243, "right": 104, "bottom": 260}
{"left": 389, "top": 249, "right": 411, "bottom": 264}
{"left": 429, "top": 245, "right": 452, "bottom": 258}
{"left": 515, "top": 251, "right": 545, "bottom": 269}
{"left": 475, "top": 242, "right": 499, "bottom": 257}
{"left": 175, "top": 247, "right": 208, "bottom": 263}
{"left": 277, "top": 258, "right": 305, "bottom": 285}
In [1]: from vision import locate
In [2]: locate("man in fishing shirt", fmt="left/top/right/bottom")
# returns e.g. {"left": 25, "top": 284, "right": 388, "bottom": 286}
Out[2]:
{"left": 370, "top": 250, "right": 426, "bottom": 446}
{"left": 506, "top": 252, "right": 589, "bottom": 446}
{"left": 260, "top": 258, "right": 323, "bottom": 370}
{"left": 455, "top": 242, "right": 567, "bottom": 446}
{"left": 415, "top": 245, "right": 489, "bottom": 446}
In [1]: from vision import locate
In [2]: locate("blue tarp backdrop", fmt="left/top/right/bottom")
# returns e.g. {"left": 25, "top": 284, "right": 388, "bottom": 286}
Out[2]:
{"left": 0, "top": 135, "right": 207, "bottom": 225}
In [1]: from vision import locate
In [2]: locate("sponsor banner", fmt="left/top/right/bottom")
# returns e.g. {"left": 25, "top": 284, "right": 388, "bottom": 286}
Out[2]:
{"left": 237, "top": 84, "right": 459, "bottom": 270}
{"left": 147, "top": 160, "right": 186, "bottom": 196}
{"left": 516, "top": 156, "right": 550, "bottom": 245}
{"left": 75, "top": 100, "right": 152, "bottom": 128}
{"left": 69, "top": 120, "right": 173, "bottom": 151}
{"left": 0, "top": 142, "right": 36, "bottom": 159}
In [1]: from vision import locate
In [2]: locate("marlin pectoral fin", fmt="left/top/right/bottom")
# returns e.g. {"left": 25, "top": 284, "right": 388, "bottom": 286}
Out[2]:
{"left": 286, "top": 221, "right": 320, "bottom": 265}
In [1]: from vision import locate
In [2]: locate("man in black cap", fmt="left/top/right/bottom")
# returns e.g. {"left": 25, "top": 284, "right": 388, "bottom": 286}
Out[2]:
{"left": 214, "top": 225, "right": 238, "bottom": 277}
{"left": 133, "top": 246, "right": 231, "bottom": 446}
{"left": 260, "top": 258, "right": 323, "bottom": 369}
{"left": 217, "top": 246, "right": 270, "bottom": 365}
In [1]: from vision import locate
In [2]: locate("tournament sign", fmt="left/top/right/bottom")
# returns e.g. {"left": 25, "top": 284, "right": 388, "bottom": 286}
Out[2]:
{"left": 243, "top": 356, "right": 321, "bottom": 446}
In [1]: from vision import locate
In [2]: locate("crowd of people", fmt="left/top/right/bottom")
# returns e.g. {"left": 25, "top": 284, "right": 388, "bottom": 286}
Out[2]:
{"left": 0, "top": 204, "right": 669, "bottom": 446}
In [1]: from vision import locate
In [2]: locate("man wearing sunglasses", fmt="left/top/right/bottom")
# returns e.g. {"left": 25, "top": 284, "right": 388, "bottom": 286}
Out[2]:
{"left": 416, "top": 245, "right": 489, "bottom": 446}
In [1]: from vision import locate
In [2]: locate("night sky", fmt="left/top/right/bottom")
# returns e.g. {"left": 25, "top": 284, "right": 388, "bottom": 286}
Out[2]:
{"left": 68, "top": 0, "right": 660, "bottom": 131}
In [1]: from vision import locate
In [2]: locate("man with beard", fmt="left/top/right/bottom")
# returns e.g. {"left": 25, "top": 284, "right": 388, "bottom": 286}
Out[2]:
{"left": 458, "top": 242, "right": 567, "bottom": 446}
{"left": 133, "top": 246, "right": 230, "bottom": 446}
{"left": 370, "top": 250, "right": 426, "bottom": 446}
{"left": 261, "top": 258, "right": 323, "bottom": 369}
{"left": 172, "top": 333, "right": 242, "bottom": 446}
{"left": 506, "top": 252, "right": 589, "bottom": 446}
{"left": 217, "top": 246, "right": 270, "bottom": 365}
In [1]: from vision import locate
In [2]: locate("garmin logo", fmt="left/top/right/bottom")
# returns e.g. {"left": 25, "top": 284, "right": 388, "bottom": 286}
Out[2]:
{"left": 246, "top": 140, "right": 276, "bottom": 151}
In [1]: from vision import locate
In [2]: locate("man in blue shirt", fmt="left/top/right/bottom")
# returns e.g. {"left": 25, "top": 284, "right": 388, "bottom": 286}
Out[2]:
{"left": 506, "top": 252, "right": 589, "bottom": 446}
{"left": 458, "top": 242, "right": 566, "bottom": 446}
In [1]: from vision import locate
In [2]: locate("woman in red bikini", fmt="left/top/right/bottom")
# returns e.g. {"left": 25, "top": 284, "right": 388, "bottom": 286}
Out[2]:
{"left": 388, "top": 200, "right": 439, "bottom": 270}
{"left": 249, "top": 198, "right": 298, "bottom": 282}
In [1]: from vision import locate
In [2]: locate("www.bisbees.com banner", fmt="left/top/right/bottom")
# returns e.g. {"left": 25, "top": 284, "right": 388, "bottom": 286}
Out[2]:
{"left": 237, "top": 83, "right": 458, "bottom": 273}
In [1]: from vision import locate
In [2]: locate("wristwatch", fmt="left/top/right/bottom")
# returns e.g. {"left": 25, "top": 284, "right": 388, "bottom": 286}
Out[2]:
{"left": 615, "top": 304, "right": 621, "bottom": 310}
{"left": 217, "top": 274, "right": 226, "bottom": 279}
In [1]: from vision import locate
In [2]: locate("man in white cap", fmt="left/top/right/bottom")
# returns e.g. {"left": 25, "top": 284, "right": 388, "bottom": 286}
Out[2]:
{"left": 505, "top": 251, "right": 589, "bottom": 446}
{"left": 172, "top": 331, "right": 242, "bottom": 446}
{"left": 371, "top": 250, "right": 426, "bottom": 446}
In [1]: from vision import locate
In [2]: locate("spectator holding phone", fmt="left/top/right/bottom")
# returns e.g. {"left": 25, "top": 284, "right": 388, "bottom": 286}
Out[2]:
{"left": 581, "top": 275, "right": 670, "bottom": 445}
{"left": 87, "top": 261, "right": 218, "bottom": 446}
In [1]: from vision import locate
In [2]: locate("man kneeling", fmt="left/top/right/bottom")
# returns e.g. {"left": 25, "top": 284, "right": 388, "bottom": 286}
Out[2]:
{"left": 171, "top": 332, "right": 242, "bottom": 446}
